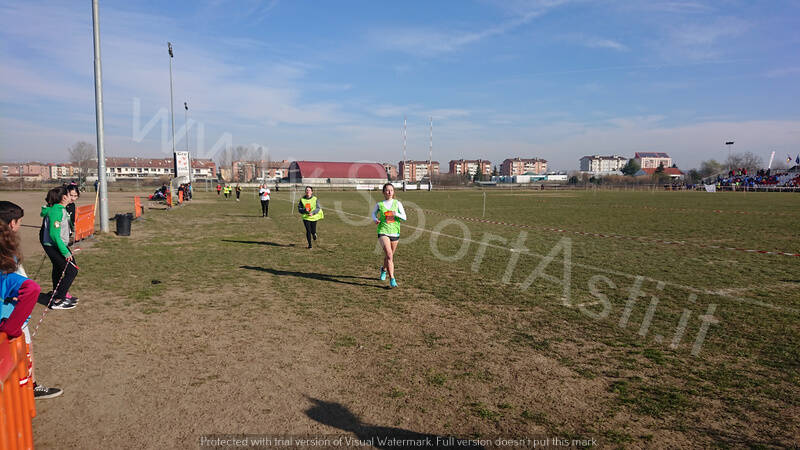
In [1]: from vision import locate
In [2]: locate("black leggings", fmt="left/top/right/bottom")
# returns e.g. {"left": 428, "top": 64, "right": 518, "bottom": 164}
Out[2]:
{"left": 303, "top": 220, "right": 317, "bottom": 246}
{"left": 260, "top": 200, "right": 269, "bottom": 216}
{"left": 43, "top": 245, "right": 78, "bottom": 300}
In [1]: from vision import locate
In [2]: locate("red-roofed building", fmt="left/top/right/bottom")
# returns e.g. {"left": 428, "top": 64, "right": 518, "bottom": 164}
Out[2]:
{"left": 636, "top": 167, "right": 684, "bottom": 179}
{"left": 1, "top": 162, "right": 51, "bottom": 180}
{"left": 500, "top": 157, "right": 547, "bottom": 176}
{"left": 449, "top": 159, "right": 492, "bottom": 177}
{"left": 634, "top": 152, "right": 672, "bottom": 169}
{"left": 288, "top": 161, "right": 389, "bottom": 184}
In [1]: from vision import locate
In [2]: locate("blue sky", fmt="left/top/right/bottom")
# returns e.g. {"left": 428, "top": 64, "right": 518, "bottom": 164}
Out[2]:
{"left": 1, "top": 0, "right": 799, "bottom": 171}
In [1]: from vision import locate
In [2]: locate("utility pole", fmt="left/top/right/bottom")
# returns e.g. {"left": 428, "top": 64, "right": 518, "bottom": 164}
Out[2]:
{"left": 725, "top": 140, "right": 735, "bottom": 172}
{"left": 402, "top": 116, "right": 407, "bottom": 182}
{"left": 185, "top": 101, "right": 191, "bottom": 183}
{"left": 429, "top": 116, "right": 433, "bottom": 189}
{"left": 92, "top": 0, "right": 109, "bottom": 232}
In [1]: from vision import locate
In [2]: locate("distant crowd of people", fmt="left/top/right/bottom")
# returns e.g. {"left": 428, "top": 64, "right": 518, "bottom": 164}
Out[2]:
{"left": 711, "top": 168, "right": 800, "bottom": 188}
{"left": 215, "top": 183, "right": 242, "bottom": 201}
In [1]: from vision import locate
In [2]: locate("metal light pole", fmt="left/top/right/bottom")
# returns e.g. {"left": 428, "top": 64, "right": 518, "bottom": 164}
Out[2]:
{"left": 134, "top": 156, "right": 139, "bottom": 191}
{"left": 402, "top": 116, "right": 407, "bottom": 182}
{"left": 725, "top": 140, "right": 734, "bottom": 172}
{"left": 428, "top": 116, "right": 434, "bottom": 190}
{"left": 168, "top": 42, "right": 176, "bottom": 199}
{"left": 184, "top": 102, "right": 189, "bottom": 153}
{"left": 92, "top": 0, "right": 109, "bottom": 232}
{"left": 184, "top": 101, "right": 192, "bottom": 183}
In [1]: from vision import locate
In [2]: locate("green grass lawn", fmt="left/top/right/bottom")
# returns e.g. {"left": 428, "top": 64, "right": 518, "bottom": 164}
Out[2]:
{"left": 72, "top": 189, "right": 800, "bottom": 446}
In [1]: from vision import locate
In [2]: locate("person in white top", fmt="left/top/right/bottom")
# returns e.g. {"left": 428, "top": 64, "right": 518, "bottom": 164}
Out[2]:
{"left": 371, "top": 183, "right": 407, "bottom": 288}
{"left": 258, "top": 184, "right": 271, "bottom": 217}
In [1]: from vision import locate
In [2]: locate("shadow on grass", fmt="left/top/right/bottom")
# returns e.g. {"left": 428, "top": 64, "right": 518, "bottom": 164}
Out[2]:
{"left": 223, "top": 239, "right": 295, "bottom": 247}
{"left": 240, "top": 265, "right": 382, "bottom": 288}
{"left": 304, "top": 396, "right": 483, "bottom": 449}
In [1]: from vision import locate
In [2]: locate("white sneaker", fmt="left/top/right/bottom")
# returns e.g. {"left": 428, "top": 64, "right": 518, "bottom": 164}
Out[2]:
{"left": 33, "top": 383, "right": 63, "bottom": 399}
{"left": 50, "top": 300, "right": 76, "bottom": 310}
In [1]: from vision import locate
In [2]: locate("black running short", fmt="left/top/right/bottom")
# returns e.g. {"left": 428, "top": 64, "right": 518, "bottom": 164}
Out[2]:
{"left": 378, "top": 234, "right": 399, "bottom": 242}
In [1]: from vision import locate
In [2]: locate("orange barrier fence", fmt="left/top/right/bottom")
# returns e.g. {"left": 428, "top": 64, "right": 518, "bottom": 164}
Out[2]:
{"left": 0, "top": 333, "right": 35, "bottom": 450}
{"left": 74, "top": 205, "right": 96, "bottom": 242}
{"left": 133, "top": 197, "right": 142, "bottom": 219}
{"left": 178, "top": 191, "right": 184, "bottom": 204}
{"left": 166, "top": 191, "right": 172, "bottom": 208}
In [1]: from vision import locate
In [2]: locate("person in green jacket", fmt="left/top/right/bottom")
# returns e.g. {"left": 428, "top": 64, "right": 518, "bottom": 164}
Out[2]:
{"left": 39, "top": 186, "right": 78, "bottom": 309}
{"left": 297, "top": 186, "right": 323, "bottom": 248}
{"left": 371, "top": 183, "right": 406, "bottom": 288}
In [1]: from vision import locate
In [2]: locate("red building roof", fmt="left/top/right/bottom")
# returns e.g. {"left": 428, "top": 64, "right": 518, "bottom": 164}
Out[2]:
{"left": 291, "top": 161, "right": 387, "bottom": 179}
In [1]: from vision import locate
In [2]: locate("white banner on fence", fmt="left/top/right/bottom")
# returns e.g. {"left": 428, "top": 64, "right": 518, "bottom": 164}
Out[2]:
{"left": 704, "top": 184, "right": 716, "bottom": 193}
{"left": 356, "top": 185, "right": 375, "bottom": 190}
{"left": 174, "top": 151, "right": 191, "bottom": 179}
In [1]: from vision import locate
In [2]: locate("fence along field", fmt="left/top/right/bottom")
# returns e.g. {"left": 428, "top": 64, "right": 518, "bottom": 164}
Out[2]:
{"left": 26, "top": 188, "right": 800, "bottom": 447}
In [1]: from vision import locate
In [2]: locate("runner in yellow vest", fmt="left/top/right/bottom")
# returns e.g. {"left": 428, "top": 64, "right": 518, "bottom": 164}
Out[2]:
{"left": 371, "top": 183, "right": 406, "bottom": 288}
{"left": 297, "top": 186, "right": 323, "bottom": 248}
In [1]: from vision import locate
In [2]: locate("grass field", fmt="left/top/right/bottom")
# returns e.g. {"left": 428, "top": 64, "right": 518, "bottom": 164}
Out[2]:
{"left": 19, "top": 188, "right": 800, "bottom": 448}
